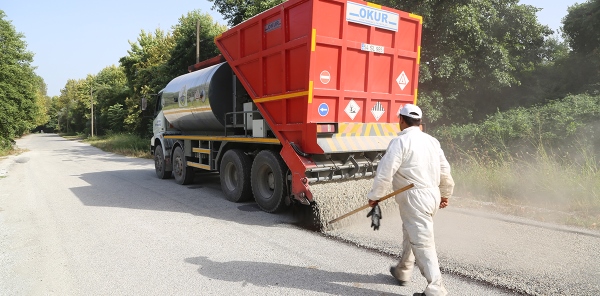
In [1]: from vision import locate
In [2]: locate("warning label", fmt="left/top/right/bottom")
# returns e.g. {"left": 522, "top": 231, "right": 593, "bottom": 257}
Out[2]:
{"left": 344, "top": 99, "right": 360, "bottom": 120}
{"left": 371, "top": 102, "right": 385, "bottom": 121}
{"left": 396, "top": 71, "right": 409, "bottom": 90}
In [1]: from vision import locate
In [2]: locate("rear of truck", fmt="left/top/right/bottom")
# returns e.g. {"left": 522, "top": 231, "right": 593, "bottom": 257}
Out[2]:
{"left": 215, "top": 0, "right": 422, "bottom": 223}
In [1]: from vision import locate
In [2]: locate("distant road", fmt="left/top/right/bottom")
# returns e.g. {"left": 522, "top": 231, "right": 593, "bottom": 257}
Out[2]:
{"left": 1, "top": 134, "right": 596, "bottom": 295}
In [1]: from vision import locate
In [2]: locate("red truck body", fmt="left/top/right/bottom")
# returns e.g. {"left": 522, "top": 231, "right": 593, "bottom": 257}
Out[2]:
{"left": 215, "top": 0, "right": 422, "bottom": 201}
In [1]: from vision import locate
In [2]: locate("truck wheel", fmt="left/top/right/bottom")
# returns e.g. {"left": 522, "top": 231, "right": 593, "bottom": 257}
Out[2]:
{"left": 173, "top": 146, "right": 193, "bottom": 185}
{"left": 251, "top": 150, "right": 288, "bottom": 213}
{"left": 154, "top": 144, "right": 172, "bottom": 179}
{"left": 220, "top": 149, "right": 253, "bottom": 202}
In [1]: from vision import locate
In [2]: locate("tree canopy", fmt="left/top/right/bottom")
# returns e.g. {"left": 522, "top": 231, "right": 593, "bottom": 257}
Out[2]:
{"left": 0, "top": 10, "right": 47, "bottom": 149}
{"left": 166, "top": 10, "right": 227, "bottom": 79}
{"left": 563, "top": 0, "right": 600, "bottom": 56}
{"left": 560, "top": 0, "right": 600, "bottom": 94}
{"left": 207, "top": 0, "right": 285, "bottom": 26}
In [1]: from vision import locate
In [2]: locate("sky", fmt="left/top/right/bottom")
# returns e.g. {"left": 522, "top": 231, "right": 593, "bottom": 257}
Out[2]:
{"left": 3, "top": 0, "right": 581, "bottom": 98}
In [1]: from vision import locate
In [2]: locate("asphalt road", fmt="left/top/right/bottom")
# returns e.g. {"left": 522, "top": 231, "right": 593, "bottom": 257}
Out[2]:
{"left": 1, "top": 134, "right": 598, "bottom": 295}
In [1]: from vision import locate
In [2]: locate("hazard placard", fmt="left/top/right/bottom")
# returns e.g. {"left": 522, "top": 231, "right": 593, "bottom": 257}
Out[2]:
{"left": 344, "top": 99, "right": 360, "bottom": 120}
{"left": 371, "top": 102, "right": 385, "bottom": 121}
{"left": 396, "top": 71, "right": 409, "bottom": 90}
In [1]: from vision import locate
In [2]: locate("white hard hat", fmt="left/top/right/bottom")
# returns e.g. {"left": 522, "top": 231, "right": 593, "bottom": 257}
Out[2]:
{"left": 397, "top": 104, "right": 422, "bottom": 119}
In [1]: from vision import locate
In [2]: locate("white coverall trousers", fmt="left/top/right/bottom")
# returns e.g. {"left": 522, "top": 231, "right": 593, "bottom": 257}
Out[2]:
{"left": 366, "top": 126, "right": 454, "bottom": 295}
{"left": 395, "top": 188, "right": 447, "bottom": 296}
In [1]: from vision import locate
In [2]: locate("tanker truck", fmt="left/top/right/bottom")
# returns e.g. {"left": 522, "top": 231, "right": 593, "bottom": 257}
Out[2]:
{"left": 150, "top": 0, "right": 423, "bottom": 218}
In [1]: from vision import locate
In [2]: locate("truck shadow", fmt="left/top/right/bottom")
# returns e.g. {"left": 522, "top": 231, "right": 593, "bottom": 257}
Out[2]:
{"left": 185, "top": 256, "right": 405, "bottom": 295}
{"left": 34, "top": 134, "right": 152, "bottom": 166}
{"left": 70, "top": 168, "right": 314, "bottom": 228}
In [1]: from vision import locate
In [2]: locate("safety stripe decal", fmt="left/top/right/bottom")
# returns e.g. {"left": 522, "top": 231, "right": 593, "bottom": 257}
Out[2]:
{"left": 385, "top": 124, "right": 396, "bottom": 135}
{"left": 366, "top": 2, "right": 382, "bottom": 9}
{"left": 317, "top": 136, "right": 396, "bottom": 153}
{"left": 192, "top": 148, "right": 210, "bottom": 154}
{"left": 364, "top": 124, "right": 373, "bottom": 138}
{"left": 308, "top": 81, "right": 314, "bottom": 103}
{"left": 336, "top": 123, "right": 399, "bottom": 137}
{"left": 254, "top": 90, "right": 309, "bottom": 103}
{"left": 414, "top": 89, "right": 418, "bottom": 105}
{"left": 163, "top": 106, "right": 212, "bottom": 115}
{"left": 409, "top": 13, "right": 423, "bottom": 24}
{"left": 311, "top": 29, "right": 316, "bottom": 52}
{"left": 373, "top": 124, "right": 382, "bottom": 137}
{"left": 165, "top": 135, "right": 280, "bottom": 144}
{"left": 316, "top": 123, "right": 400, "bottom": 153}
{"left": 187, "top": 162, "right": 211, "bottom": 170}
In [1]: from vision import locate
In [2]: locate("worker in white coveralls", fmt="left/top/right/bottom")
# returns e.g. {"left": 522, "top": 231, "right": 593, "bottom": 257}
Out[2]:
{"left": 367, "top": 104, "right": 455, "bottom": 296}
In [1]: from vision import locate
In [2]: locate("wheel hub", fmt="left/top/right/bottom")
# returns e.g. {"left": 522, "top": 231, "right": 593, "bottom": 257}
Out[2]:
{"left": 226, "top": 163, "right": 237, "bottom": 190}
{"left": 267, "top": 172, "right": 275, "bottom": 190}
{"left": 175, "top": 157, "right": 183, "bottom": 175}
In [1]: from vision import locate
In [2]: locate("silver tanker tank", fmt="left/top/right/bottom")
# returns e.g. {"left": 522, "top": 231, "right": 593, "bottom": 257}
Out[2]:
{"left": 161, "top": 62, "right": 246, "bottom": 133}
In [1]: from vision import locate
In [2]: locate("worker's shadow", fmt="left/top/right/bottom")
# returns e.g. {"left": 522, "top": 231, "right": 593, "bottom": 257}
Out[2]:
{"left": 185, "top": 256, "right": 408, "bottom": 295}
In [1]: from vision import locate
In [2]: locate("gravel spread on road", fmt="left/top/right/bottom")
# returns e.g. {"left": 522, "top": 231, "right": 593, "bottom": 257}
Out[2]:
{"left": 310, "top": 178, "right": 395, "bottom": 231}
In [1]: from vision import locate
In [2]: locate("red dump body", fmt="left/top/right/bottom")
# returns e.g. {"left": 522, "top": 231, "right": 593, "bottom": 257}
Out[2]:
{"left": 215, "top": 0, "right": 422, "bottom": 201}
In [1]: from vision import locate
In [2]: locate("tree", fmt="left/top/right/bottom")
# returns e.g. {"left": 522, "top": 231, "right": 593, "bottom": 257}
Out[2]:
{"left": 106, "top": 103, "right": 127, "bottom": 132}
{"left": 55, "top": 78, "right": 90, "bottom": 135}
{"left": 32, "top": 75, "right": 50, "bottom": 127}
{"left": 563, "top": 0, "right": 600, "bottom": 56}
{"left": 91, "top": 65, "right": 129, "bottom": 135}
{"left": 119, "top": 29, "right": 175, "bottom": 135}
{"left": 0, "top": 10, "right": 45, "bottom": 149}
{"left": 561, "top": 0, "right": 600, "bottom": 94}
{"left": 165, "top": 10, "right": 228, "bottom": 79}
{"left": 207, "top": 0, "right": 285, "bottom": 26}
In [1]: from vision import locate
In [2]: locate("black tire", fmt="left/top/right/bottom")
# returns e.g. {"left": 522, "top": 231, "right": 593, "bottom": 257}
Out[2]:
{"left": 173, "top": 146, "right": 194, "bottom": 185}
{"left": 220, "top": 149, "right": 253, "bottom": 202}
{"left": 154, "top": 144, "right": 172, "bottom": 179}
{"left": 251, "top": 150, "right": 288, "bottom": 213}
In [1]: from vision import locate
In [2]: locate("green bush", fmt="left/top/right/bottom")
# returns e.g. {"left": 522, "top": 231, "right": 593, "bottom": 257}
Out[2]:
{"left": 438, "top": 94, "right": 600, "bottom": 162}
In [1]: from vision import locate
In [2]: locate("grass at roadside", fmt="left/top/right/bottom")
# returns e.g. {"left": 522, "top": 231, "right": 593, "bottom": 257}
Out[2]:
{"left": 0, "top": 145, "right": 26, "bottom": 158}
{"left": 83, "top": 133, "right": 151, "bottom": 159}
{"left": 452, "top": 145, "right": 599, "bottom": 230}
{"left": 0, "top": 148, "right": 10, "bottom": 158}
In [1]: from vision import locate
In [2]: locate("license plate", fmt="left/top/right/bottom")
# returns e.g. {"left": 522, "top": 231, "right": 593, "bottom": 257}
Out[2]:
{"left": 361, "top": 43, "right": 384, "bottom": 53}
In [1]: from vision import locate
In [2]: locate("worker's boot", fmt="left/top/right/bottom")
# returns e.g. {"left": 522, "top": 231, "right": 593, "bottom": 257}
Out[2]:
{"left": 389, "top": 266, "right": 408, "bottom": 286}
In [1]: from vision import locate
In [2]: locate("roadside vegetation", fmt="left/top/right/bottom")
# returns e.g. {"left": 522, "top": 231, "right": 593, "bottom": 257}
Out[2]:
{"left": 83, "top": 133, "right": 151, "bottom": 159}
{"left": 436, "top": 94, "right": 600, "bottom": 229}
{"left": 0, "top": 145, "right": 24, "bottom": 158}
{"left": 2, "top": 1, "right": 599, "bottom": 229}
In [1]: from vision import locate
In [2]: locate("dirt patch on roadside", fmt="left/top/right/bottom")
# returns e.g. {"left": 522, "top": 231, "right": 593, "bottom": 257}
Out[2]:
{"left": 451, "top": 196, "right": 599, "bottom": 230}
